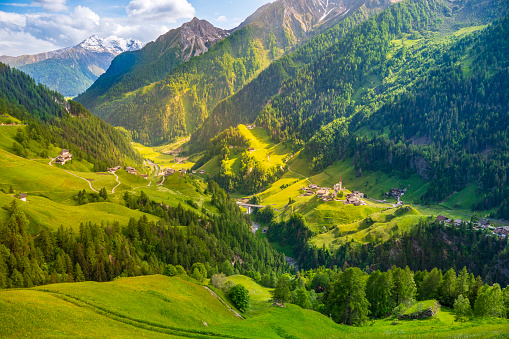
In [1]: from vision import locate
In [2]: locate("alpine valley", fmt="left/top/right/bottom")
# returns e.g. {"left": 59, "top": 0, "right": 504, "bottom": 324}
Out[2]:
{"left": 1, "top": 0, "right": 509, "bottom": 338}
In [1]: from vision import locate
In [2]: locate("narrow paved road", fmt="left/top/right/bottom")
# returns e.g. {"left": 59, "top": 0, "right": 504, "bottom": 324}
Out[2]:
{"left": 111, "top": 171, "right": 121, "bottom": 193}
{"left": 62, "top": 170, "right": 98, "bottom": 193}
{"left": 146, "top": 160, "right": 160, "bottom": 177}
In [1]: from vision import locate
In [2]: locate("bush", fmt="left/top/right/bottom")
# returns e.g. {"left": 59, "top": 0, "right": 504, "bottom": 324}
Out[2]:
{"left": 211, "top": 273, "right": 227, "bottom": 290}
{"left": 229, "top": 284, "right": 250, "bottom": 312}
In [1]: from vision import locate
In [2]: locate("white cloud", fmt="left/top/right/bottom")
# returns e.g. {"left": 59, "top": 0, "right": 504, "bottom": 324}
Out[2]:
{"left": 216, "top": 15, "right": 227, "bottom": 22}
{"left": 126, "top": 0, "right": 195, "bottom": 22}
{"left": 32, "top": 0, "right": 68, "bottom": 12}
{"left": 24, "top": 6, "right": 101, "bottom": 46}
{"left": 0, "top": 0, "right": 197, "bottom": 56}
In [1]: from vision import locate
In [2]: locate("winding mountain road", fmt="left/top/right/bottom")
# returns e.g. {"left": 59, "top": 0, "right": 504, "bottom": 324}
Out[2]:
{"left": 62, "top": 170, "right": 98, "bottom": 193}
{"left": 111, "top": 171, "right": 121, "bottom": 193}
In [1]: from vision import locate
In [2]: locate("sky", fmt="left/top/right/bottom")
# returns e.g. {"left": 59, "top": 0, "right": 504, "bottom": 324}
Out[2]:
{"left": 0, "top": 0, "right": 273, "bottom": 56}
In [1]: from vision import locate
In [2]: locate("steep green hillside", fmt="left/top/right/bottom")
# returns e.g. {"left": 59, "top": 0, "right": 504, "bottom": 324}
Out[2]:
{"left": 232, "top": 0, "right": 509, "bottom": 213}
{"left": 0, "top": 63, "right": 143, "bottom": 170}
{"left": 192, "top": 124, "right": 291, "bottom": 194}
{"left": 2, "top": 274, "right": 508, "bottom": 338}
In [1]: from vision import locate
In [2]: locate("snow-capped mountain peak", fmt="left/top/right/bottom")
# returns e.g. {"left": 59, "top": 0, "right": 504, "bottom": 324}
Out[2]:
{"left": 78, "top": 36, "right": 144, "bottom": 55}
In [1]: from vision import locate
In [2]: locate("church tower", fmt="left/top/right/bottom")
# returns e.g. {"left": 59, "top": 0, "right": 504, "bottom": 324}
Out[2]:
{"left": 339, "top": 177, "right": 342, "bottom": 191}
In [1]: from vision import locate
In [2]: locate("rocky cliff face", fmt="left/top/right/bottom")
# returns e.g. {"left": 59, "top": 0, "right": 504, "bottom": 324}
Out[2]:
{"left": 179, "top": 18, "right": 229, "bottom": 61}
{"left": 236, "top": 0, "right": 365, "bottom": 44}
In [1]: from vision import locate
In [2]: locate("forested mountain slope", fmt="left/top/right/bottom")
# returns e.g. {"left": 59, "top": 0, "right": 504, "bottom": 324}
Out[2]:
{"left": 0, "top": 36, "right": 143, "bottom": 97}
{"left": 76, "top": 0, "right": 389, "bottom": 145}
{"left": 0, "top": 63, "right": 142, "bottom": 170}
{"left": 191, "top": 0, "right": 391, "bottom": 149}
{"left": 220, "top": 0, "right": 508, "bottom": 212}
{"left": 75, "top": 18, "right": 228, "bottom": 112}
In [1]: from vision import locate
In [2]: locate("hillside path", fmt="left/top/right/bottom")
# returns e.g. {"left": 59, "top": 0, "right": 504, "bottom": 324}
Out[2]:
{"left": 62, "top": 170, "right": 98, "bottom": 193}
{"left": 287, "top": 163, "right": 313, "bottom": 185}
{"left": 111, "top": 171, "right": 121, "bottom": 194}
{"left": 203, "top": 286, "right": 244, "bottom": 319}
{"left": 49, "top": 158, "right": 55, "bottom": 166}
{"left": 158, "top": 175, "right": 166, "bottom": 186}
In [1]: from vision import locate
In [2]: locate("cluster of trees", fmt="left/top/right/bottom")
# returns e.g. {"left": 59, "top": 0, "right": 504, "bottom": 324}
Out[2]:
{"left": 75, "top": 188, "right": 108, "bottom": 205}
{"left": 0, "top": 63, "right": 143, "bottom": 171}
{"left": 211, "top": 151, "right": 283, "bottom": 194}
{"left": 192, "top": 127, "right": 249, "bottom": 169}
{"left": 0, "top": 181, "right": 290, "bottom": 289}
{"left": 266, "top": 212, "right": 509, "bottom": 286}
{"left": 271, "top": 265, "right": 509, "bottom": 326}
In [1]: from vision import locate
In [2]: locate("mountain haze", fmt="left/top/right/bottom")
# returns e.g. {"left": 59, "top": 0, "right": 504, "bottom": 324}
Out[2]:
{"left": 0, "top": 36, "right": 143, "bottom": 97}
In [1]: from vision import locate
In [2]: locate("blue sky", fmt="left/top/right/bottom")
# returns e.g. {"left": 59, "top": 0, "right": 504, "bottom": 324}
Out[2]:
{"left": 0, "top": 0, "right": 272, "bottom": 56}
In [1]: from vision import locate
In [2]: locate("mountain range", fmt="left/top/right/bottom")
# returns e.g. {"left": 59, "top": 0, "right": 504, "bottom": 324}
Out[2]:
{"left": 76, "top": 0, "right": 390, "bottom": 145}
{"left": 0, "top": 36, "right": 144, "bottom": 97}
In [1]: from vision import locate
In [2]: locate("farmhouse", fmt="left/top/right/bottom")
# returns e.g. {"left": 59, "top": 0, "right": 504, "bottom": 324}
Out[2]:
{"left": 316, "top": 189, "right": 329, "bottom": 197}
{"left": 248, "top": 147, "right": 255, "bottom": 152}
{"left": 479, "top": 220, "right": 491, "bottom": 228}
{"left": 19, "top": 193, "right": 27, "bottom": 202}
{"left": 344, "top": 194, "right": 366, "bottom": 206}
{"left": 494, "top": 226, "right": 509, "bottom": 237}
{"left": 141, "top": 174, "right": 148, "bottom": 179}
{"left": 108, "top": 166, "right": 122, "bottom": 172}
{"left": 199, "top": 170, "right": 206, "bottom": 174}
{"left": 436, "top": 215, "right": 449, "bottom": 223}
{"left": 352, "top": 191, "right": 365, "bottom": 198}
{"left": 309, "top": 184, "right": 318, "bottom": 189}
{"left": 126, "top": 166, "right": 137, "bottom": 175}
{"left": 165, "top": 168, "right": 176, "bottom": 176}
{"left": 192, "top": 170, "right": 197, "bottom": 174}
{"left": 229, "top": 145, "right": 234, "bottom": 149}
{"left": 55, "top": 149, "right": 72, "bottom": 164}
{"left": 262, "top": 226, "right": 269, "bottom": 234}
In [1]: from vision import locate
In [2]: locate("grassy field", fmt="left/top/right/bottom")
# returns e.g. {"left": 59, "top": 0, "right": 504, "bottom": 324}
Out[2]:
{"left": 1, "top": 275, "right": 509, "bottom": 338}
{"left": 0, "top": 191, "right": 159, "bottom": 232}
{"left": 311, "top": 206, "right": 426, "bottom": 248}
{"left": 224, "top": 275, "right": 274, "bottom": 317}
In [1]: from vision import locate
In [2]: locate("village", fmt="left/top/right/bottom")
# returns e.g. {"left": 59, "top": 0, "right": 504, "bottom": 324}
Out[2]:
{"left": 435, "top": 215, "right": 509, "bottom": 239}
{"left": 301, "top": 178, "right": 367, "bottom": 206}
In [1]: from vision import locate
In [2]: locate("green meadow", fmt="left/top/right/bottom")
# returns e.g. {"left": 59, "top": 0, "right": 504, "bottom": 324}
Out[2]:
{"left": 1, "top": 274, "right": 508, "bottom": 338}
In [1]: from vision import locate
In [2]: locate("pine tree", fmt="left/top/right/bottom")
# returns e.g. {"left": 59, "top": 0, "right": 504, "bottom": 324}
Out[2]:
{"left": 454, "top": 294, "right": 473, "bottom": 322}
{"left": 274, "top": 275, "right": 292, "bottom": 305}
{"left": 326, "top": 267, "right": 370, "bottom": 326}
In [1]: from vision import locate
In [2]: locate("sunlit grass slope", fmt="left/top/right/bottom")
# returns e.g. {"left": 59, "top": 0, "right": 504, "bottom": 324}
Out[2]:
{"left": 1, "top": 274, "right": 508, "bottom": 338}
{"left": 0, "top": 191, "right": 159, "bottom": 232}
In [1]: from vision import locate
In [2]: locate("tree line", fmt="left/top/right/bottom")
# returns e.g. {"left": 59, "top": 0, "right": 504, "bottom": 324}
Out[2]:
{"left": 0, "top": 181, "right": 290, "bottom": 289}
